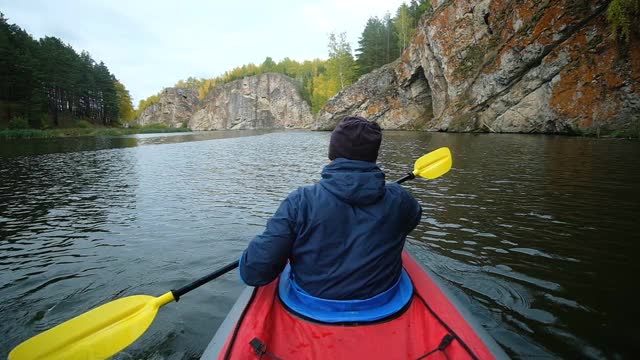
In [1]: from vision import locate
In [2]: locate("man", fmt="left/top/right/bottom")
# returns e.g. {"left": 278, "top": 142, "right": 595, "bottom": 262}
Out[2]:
{"left": 239, "top": 116, "right": 421, "bottom": 303}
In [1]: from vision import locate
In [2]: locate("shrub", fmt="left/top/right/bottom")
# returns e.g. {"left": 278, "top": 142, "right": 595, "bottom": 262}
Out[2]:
{"left": 8, "top": 116, "right": 29, "bottom": 130}
{"left": 141, "top": 123, "right": 169, "bottom": 129}
{"left": 74, "top": 119, "right": 94, "bottom": 129}
{"left": 607, "top": 0, "right": 640, "bottom": 42}
{"left": 38, "top": 114, "right": 51, "bottom": 130}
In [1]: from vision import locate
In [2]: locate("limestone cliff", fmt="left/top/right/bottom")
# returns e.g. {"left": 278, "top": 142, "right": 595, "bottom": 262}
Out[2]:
{"left": 136, "top": 88, "right": 199, "bottom": 128}
{"left": 136, "top": 73, "right": 313, "bottom": 130}
{"left": 314, "top": 61, "right": 432, "bottom": 130}
{"left": 190, "top": 73, "right": 313, "bottom": 130}
{"left": 316, "top": 0, "right": 640, "bottom": 134}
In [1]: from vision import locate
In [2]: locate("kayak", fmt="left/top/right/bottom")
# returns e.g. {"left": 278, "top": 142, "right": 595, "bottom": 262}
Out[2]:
{"left": 201, "top": 250, "right": 509, "bottom": 359}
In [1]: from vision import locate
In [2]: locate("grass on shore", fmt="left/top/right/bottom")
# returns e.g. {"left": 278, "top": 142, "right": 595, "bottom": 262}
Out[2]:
{"left": 0, "top": 124, "right": 191, "bottom": 140}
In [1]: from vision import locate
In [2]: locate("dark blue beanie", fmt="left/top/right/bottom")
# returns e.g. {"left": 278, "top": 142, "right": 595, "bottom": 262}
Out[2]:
{"left": 328, "top": 116, "right": 382, "bottom": 163}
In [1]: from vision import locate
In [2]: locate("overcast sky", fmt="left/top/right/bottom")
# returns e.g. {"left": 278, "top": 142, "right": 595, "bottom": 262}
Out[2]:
{"left": 1, "top": 0, "right": 406, "bottom": 105}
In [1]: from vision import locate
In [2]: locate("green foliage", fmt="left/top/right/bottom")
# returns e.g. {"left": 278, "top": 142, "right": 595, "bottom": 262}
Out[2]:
{"left": 395, "top": 4, "right": 415, "bottom": 51}
{"left": 175, "top": 76, "right": 206, "bottom": 89}
{"left": 73, "top": 119, "right": 93, "bottom": 128}
{"left": 262, "top": 57, "right": 276, "bottom": 72}
{"left": 356, "top": 16, "right": 399, "bottom": 76}
{"left": 134, "top": 93, "right": 161, "bottom": 119}
{"left": 0, "top": 124, "right": 190, "bottom": 139}
{"left": 158, "top": 57, "right": 332, "bottom": 114}
{"left": 607, "top": 0, "right": 640, "bottom": 42}
{"left": 411, "top": 0, "right": 431, "bottom": 19}
{"left": 8, "top": 116, "right": 29, "bottom": 129}
{"left": 355, "top": 1, "right": 429, "bottom": 77}
{"left": 37, "top": 114, "right": 50, "bottom": 130}
{"left": 0, "top": 14, "right": 122, "bottom": 127}
{"left": 115, "top": 81, "right": 135, "bottom": 123}
{"left": 0, "top": 129, "right": 46, "bottom": 139}
{"left": 140, "top": 122, "right": 169, "bottom": 129}
{"left": 327, "top": 32, "right": 356, "bottom": 90}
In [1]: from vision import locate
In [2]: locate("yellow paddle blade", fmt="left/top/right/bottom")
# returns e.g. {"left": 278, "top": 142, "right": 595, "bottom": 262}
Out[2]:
{"left": 9, "top": 291, "right": 175, "bottom": 360}
{"left": 413, "top": 147, "right": 452, "bottom": 179}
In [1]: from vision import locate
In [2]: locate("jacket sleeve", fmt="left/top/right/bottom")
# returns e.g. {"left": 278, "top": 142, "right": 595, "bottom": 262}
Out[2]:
{"left": 404, "top": 192, "right": 422, "bottom": 234}
{"left": 239, "top": 190, "right": 300, "bottom": 286}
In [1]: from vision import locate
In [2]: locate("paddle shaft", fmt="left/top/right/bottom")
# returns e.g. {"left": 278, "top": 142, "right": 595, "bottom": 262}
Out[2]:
{"left": 172, "top": 260, "right": 239, "bottom": 301}
{"left": 396, "top": 172, "right": 415, "bottom": 184}
{"left": 171, "top": 173, "right": 416, "bottom": 300}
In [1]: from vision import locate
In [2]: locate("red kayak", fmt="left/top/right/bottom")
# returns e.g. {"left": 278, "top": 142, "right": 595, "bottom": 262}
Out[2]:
{"left": 201, "top": 250, "right": 508, "bottom": 359}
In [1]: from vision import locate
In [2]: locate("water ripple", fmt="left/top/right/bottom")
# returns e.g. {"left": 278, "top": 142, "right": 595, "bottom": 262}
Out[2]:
{"left": 1, "top": 131, "right": 639, "bottom": 359}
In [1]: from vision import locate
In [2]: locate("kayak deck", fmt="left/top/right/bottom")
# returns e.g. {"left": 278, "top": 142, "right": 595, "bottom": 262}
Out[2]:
{"left": 202, "top": 251, "right": 508, "bottom": 359}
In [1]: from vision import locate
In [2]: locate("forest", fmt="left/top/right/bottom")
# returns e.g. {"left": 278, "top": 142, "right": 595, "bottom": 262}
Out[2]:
{"left": 0, "top": 13, "right": 134, "bottom": 130}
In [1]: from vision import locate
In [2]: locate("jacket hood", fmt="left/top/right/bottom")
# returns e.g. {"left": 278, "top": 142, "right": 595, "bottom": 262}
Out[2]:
{"left": 319, "top": 158, "right": 385, "bottom": 205}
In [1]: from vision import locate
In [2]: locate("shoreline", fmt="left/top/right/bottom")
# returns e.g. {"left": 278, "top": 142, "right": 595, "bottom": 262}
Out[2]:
{"left": 2, "top": 126, "right": 637, "bottom": 141}
{"left": 0, "top": 127, "right": 191, "bottom": 140}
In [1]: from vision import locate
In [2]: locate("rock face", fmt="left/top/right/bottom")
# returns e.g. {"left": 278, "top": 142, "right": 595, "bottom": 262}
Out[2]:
{"left": 314, "top": 61, "right": 432, "bottom": 130}
{"left": 316, "top": 0, "right": 640, "bottom": 134}
{"left": 190, "top": 73, "right": 313, "bottom": 130}
{"left": 136, "top": 88, "right": 199, "bottom": 128}
{"left": 136, "top": 73, "right": 313, "bottom": 130}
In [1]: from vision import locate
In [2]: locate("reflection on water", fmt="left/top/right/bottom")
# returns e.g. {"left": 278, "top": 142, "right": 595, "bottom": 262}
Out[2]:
{"left": 0, "top": 130, "right": 277, "bottom": 158}
{"left": 1, "top": 131, "right": 639, "bottom": 358}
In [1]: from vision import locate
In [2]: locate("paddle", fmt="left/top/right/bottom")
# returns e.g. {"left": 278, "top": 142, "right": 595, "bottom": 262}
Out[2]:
{"left": 9, "top": 147, "right": 452, "bottom": 360}
{"left": 396, "top": 147, "right": 452, "bottom": 184}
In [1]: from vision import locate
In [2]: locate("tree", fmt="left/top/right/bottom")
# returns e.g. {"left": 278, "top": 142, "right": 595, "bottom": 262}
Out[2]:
{"left": 356, "top": 17, "right": 387, "bottom": 75}
{"left": 95, "top": 61, "right": 119, "bottom": 125}
{"left": 383, "top": 13, "right": 400, "bottom": 62}
{"left": 0, "top": 15, "right": 124, "bottom": 127}
{"left": 115, "top": 81, "right": 134, "bottom": 123}
{"left": 394, "top": 4, "right": 415, "bottom": 51}
{"left": 327, "top": 32, "right": 356, "bottom": 90}
{"left": 261, "top": 56, "right": 276, "bottom": 72}
{"left": 409, "top": 0, "right": 431, "bottom": 24}
{"left": 175, "top": 76, "right": 204, "bottom": 88}
{"left": 275, "top": 57, "right": 300, "bottom": 77}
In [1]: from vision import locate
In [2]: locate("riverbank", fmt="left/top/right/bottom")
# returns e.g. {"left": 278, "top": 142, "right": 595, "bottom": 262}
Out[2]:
{"left": 0, "top": 125, "right": 191, "bottom": 140}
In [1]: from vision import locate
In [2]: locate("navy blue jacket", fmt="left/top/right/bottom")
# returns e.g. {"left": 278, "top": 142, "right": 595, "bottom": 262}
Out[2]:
{"left": 239, "top": 158, "right": 422, "bottom": 300}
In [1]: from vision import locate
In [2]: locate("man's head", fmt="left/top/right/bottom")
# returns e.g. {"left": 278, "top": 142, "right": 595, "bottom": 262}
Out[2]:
{"left": 328, "top": 116, "right": 382, "bottom": 163}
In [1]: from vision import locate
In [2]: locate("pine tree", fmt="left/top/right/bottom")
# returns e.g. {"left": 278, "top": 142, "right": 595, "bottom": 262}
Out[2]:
{"left": 356, "top": 17, "right": 385, "bottom": 76}
{"left": 0, "top": 15, "right": 124, "bottom": 127}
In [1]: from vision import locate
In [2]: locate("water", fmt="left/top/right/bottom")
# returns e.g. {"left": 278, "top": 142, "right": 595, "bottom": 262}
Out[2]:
{"left": 1, "top": 130, "right": 639, "bottom": 359}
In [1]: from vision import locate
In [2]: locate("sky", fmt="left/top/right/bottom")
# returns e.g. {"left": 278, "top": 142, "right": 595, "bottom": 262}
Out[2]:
{"left": 1, "top": 0, "right": 407, "bottom": 105}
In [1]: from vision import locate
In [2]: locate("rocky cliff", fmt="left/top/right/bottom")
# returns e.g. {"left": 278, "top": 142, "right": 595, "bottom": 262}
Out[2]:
{"left": 314, "top": 61, "right": 432, "bottom": 130}
{"left": 136, "top": 73, "right": 313, "bottom": 130}
{"left": 136, "top": 88, "right": 199, "bottom": 128}
{"left": 316, "top": 0, "right": 640, "bottom": 134}
{"left": 190, "top": 73, "right": 313, "bottom": 130}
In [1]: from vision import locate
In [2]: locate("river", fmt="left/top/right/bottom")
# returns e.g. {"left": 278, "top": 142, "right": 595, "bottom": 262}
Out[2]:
{"left": 1, "top": 130, "right": 639, "bottom": 359}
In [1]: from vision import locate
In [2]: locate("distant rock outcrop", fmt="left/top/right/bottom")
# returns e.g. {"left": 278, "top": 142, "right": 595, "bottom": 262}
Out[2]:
{"left": 315, "top": 0, "right": 640, "bottom": 134}
{"left": 136, "top": 73, "right": 313, "bottom": 130}
{"left": 190, "top": 73, "right": 313, "bottom": 130}
{"left": 136, "top": 88, "right": 199, "bottom": 128}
